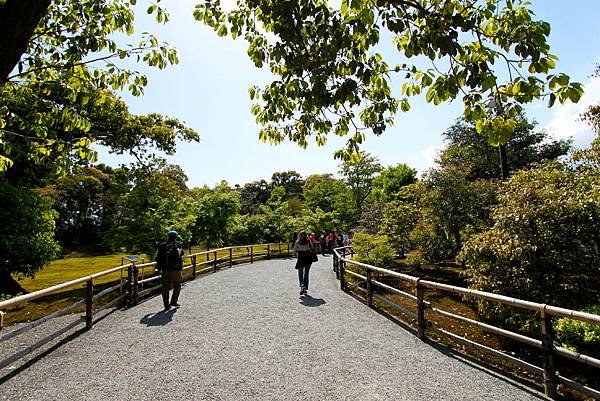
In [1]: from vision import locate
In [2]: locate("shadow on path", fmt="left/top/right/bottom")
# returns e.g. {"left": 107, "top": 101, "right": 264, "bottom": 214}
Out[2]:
{"left": 300, "top": 295, "right": 326, "bottom": 307}
{"left": 140, "top": 308, "right": 177, "bottom": 327}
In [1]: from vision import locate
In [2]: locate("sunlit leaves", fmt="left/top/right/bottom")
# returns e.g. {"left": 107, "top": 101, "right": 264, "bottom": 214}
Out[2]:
{"left": 196, "top": 0, "right": 583, "bottom": 157}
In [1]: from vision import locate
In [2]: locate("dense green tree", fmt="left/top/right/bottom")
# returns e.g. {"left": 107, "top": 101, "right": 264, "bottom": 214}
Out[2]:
{"left": 191, "top": 188, "right": 241, "bottom": 251}
{"left": 238, "top": 179, "right": 270, "bottom": 214}
{"left": 352, "top": 232, "right": 395, "bottom": 269}
{"left": 271, "top": 170, "right": 304, "bottom": 199}
{"left": 230, "top": 214, "right": 268, "bottom": 245}
{"left": 339, "top": 152, "right": 382, "bottom": 216}
{"left": 303, "top": 174, "right": 347, "bottom": 213}
{"left": 103, "top": 163, "right": 195, "bottom": 256}
{"left": 380, "top": 201, "right": 419, "bottom": 257}
{"left": 0, "top": 0, "right": 180, "bottom": 171}
{"left": 411, "top": 167, "right": 497, "bottom": 263}
{"left": 439, "top": 116, "right": 570, "bottom": 180}
{"left": 462, "top": 161, "right": 600, "bottom": 332}
{"left": 370, "top": 163, "right": 417, "bottom": 202}
{"left": 197, "top": 0, "right": 582, "bottom": 159}
{"left": 354, "top": 202, "right": 385, "bottom": 235}
{"left": 0, "top": 178, "right": 60, "bottom": 292}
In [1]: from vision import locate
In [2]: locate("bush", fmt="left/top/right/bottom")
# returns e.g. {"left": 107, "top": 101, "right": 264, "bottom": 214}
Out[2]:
{"left": 555, "top": 305, "right": 600, "bottom": 355}
{"left": 352, "top": 232, "right": 395, "bottom": 269}
{"left": 462, "top": 162, "right": 600, "bottom": 333}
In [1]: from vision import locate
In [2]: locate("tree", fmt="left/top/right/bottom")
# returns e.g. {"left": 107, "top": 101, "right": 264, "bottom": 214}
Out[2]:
{"left": 380, "top": 200, "right": 418, "bottom": 257}
{"left": 196, "top": 0, "right": 583, "bottom": 159}
{"left": 411, "top": 167, "right": 497, "bottom": 263}
{"left": 238, "top": 179, "right": 270, "bottom": 214}
{"left": 370, "top": 163, "right": 417, "bottom": 202}
{"left": 271, "top": 170, "right": 304, "bottom": 199}
{"left": 461, "top": 161, "right": 600, "bottom": 332}
{"left": 439, "top": 116, "right": 570, "bottom": 180}
{"left": 303, "top": 174, "right": 348, "bottom": 213}
{"left": 0, "top": 178, "right": 60, "bottom": 293}
{"left": 103, "top": 163, "right": 195, "bottom": 256}
{"left": 0, "top": 0, "right": 180, "bottom": 171}
{"left": 191, "top": 189, "right": 240, "bottom": 250}
{"left": 339, "top": 152, "right": 382, "bottom": 216}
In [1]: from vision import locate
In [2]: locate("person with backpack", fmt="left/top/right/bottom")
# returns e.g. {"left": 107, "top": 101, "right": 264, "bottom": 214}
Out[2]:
{"left": 155, "top": 230, "right": 185, "bottom": 311}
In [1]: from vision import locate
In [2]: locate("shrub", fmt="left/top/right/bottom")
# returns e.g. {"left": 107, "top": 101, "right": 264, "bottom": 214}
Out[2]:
{"left": 555, "top": 305, "right": 600, "bottom": 355}
{"left": 352, "top": 232, "right": 395, "bottom": 269}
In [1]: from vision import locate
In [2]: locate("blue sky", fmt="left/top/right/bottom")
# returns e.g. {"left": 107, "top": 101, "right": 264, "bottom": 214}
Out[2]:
{"left": 100, "top": 0, "right": 600, "bottom": 188}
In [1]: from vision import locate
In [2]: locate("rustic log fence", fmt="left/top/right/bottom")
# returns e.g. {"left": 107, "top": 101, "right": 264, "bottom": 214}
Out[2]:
{"left": 332, "top": 246, "right": 600, "bottom": 400}
{"left": 0, "top": 242, "right": 292, "bottom": 371}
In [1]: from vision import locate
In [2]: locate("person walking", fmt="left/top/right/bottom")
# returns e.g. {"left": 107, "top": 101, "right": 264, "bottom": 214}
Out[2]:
{"left": 294, "top": 230, "right": 315, "bottom": 296}
{"left": 155, "top": 230, "right": 184, "bottom": 311}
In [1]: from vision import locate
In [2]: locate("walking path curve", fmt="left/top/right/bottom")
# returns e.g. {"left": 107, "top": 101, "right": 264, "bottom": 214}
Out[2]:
{"left": 0, "top": 257, "right": 547, "bottom": 400}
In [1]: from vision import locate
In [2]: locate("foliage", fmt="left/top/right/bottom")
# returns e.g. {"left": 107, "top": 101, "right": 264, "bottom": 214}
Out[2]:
{"left": 370, "top": 163, "right": 417, "bottom": 202}
{"left": 238, "top": 179, "right": 270, "bottom": 214}
{"left": 230, "top": 214, "right": 268, "bottom": 245}
{"left": 339, "top": 152, "right": 382, "bottom": 215}
{"left": 461, "top": 161, "right": 600, "bottom": 331}
{"left": 0, "top": 178, "right": 60, "bottom": 279}
{"left": 380, "top": 201, "right": 418, "bottom": 257}
{"left": 555, "top": 305, "right": 600, "bottom": 356}
{"left": 303, "top": 174, "right": 346, "bottom": 212}
{"left": 196, "top": 0, "right": 582, "bottom": 159}
{"left": 103, "top": 163, "right": 195, "bottom": 256}
{"left": 1, "top": 0, "right": 181, "bottom": 171}
{"left": 191, "top": 188, "right": 240, "bottom": 250}
{"left": 354, "top": 202, "right": 385, "bottom": 235}
{"left": 352, "top": 232, "right": 395, "bottom": 269}
{"left": 438, "top": 116, "right": 571, "bottom": 180}
{"left": 271, "top": 170, "right": 304, "bottom": 199}
{"left": 412, "top": 167, "right": 497, "bottom": 263}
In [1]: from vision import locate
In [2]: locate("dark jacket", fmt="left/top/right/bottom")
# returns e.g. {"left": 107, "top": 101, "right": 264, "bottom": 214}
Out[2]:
{"left": 294, "top": 240, "right": 314, "bottom": 269}
{"left": 155, "top": 240, "right": 184, "bottom": 271}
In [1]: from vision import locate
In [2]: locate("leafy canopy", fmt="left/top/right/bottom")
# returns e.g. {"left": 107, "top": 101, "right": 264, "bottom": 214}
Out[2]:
{"left": 195, "top": 0, "right": 583, "bottom": 159}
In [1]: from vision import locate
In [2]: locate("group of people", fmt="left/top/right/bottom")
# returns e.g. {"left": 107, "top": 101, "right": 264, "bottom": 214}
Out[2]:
{"left": 154, "top": 228, "right": 350, "bottom": 310}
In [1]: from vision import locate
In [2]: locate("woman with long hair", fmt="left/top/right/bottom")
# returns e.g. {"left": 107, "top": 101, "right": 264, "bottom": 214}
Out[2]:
{"left": 293, "top": 230, "right": 315, "bottom": 295}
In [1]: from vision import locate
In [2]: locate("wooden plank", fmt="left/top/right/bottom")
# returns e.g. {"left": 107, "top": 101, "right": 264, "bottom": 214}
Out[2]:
{"left": 0, "top": 299, "right": 85, "bottom": 343}
{"left": 428, "top": 305, "right": 542, "bottom": 349}
{"left": 557, "top": 374, "right": 600, "bottom": 399}
{"left": 93, "top": 295, "right": 125, "bottom": 315}
{"left": 555, "top": 346, "right": 600, "bottom": 369}
{"left": 0, "top": 318, "right": 84, "bottom": 370}
{"left": 372, "top": 293, "right": 417, "bottom": 320}
{"left": 345, "top": 270, "right": 366, "bottom": 281}
{"left": 428, "top": 326, "right": 544, "bottom": 375}
{"left": 371, "top": 279, "right": 417, "bottom": 301}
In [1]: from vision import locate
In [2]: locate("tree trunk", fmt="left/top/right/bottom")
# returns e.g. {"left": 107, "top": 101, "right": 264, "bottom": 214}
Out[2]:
{"left": 0, "top": 269, "right": 28, "bottom": 296}
{"left": 498, "top": 144, "right": 509, "bottom": 180}
{"left": 0, "top": 0, "right": 52, "bottom": 83}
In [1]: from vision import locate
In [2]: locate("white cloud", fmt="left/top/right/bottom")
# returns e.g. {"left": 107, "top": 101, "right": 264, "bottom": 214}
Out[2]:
{"left": 545, "top": 76, "right": 600, "bottom": 146}
{"left": 421, "top": 143, "right": 444, "bottom": 173}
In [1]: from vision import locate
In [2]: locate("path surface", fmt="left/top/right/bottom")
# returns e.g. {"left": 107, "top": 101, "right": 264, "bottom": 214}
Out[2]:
{"left": 0, "top": 257, "right": 547, "bottom": 401}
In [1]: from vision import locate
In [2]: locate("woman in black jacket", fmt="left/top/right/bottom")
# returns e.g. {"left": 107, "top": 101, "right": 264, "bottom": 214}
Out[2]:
{"left": 293, "top": 230, "right": 315, "bottom": 295}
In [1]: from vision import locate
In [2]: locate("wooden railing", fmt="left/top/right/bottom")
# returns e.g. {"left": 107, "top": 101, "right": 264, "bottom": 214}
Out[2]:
{"left": 0, "top": 242, "right": 292, "bottom": 370}
{"left": 332, "top": 246, "right": 600, "bottom": 400}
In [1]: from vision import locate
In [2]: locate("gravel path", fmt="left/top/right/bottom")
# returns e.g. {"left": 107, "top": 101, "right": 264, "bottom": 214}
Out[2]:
{"left": 0, "top": 256, "right": 547, "bottom": 401}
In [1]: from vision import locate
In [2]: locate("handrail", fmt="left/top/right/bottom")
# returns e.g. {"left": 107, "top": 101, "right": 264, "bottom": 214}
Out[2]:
{"left": 0, "top": 263, "right": 132, "bottom": 309}
{"left": 332, "top": 245, "right": 600, "bottom": 400}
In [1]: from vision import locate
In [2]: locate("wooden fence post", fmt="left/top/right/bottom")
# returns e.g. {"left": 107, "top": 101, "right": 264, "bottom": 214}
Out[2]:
{"left": 333, "top": 253, "right": 338, "bottom": 276}
{"left": 229, "top": 248, "right": 233, "bottom": 268}
{"left": 416, "top": 279, "right": 426, "bottom": 340}
{"left": 0, "top": 311, "right": 4, "bottom": 334}
{"left": 85, "top": 279, "right": 93, "bottom": 330}
{"left": 287, "top": 242, "right": 290, "bottom": 256}
{"left": 267, "top": 244, "right": 270, "bottom": 259}
{"left": 250, "top": 246, "right": 254, "bottom": 263}
{"left": 541, "top": 306, "right": 558, "bottom": 399}
{"left": 213, "top": 251, "right": 218, "bottom": 272}
{"left": 278, "top": 242, "right": 282, "bottom": 255}
{"left": 132, "top": 263, "right": 139, "bottom": 305}
{"left": 192, "top": 255, "right": 197, "bottom": 279}
{"left": 366, "top": 268, "right": 373, "bottom": 308}
{"left": 126, "top": 264, "right": 134, "bottom": 305}
{"left": 339, "top": 258, "right": 346, "bottom": 291}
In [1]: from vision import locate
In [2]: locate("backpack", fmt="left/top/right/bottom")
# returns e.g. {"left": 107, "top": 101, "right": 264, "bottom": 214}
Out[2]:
{"left": 165, "top": 241, "right": 182, "bottom": 269}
